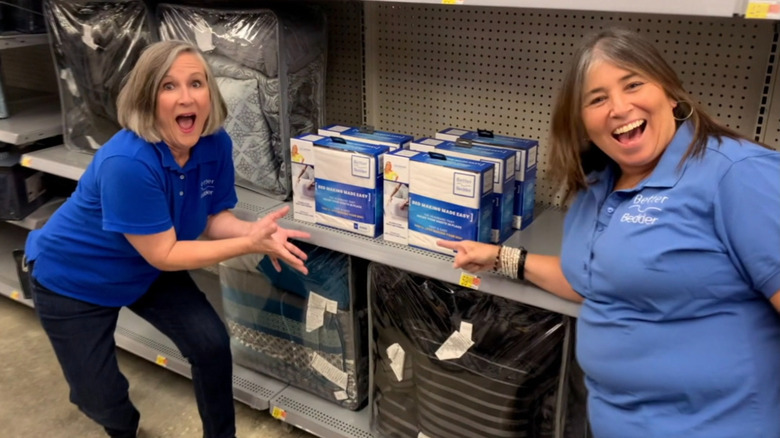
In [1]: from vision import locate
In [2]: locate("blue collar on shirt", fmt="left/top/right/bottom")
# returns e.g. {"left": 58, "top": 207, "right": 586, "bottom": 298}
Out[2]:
{"left": 587, "top": 121, "right": 696, "bottom": 197}
{"left": 152, "top": 135, "right": 219, "bottom": 172}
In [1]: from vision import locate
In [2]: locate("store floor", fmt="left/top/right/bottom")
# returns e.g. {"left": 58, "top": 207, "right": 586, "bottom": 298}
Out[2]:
{"left": 0, "top": 297, "right": 316, "bottom": 438}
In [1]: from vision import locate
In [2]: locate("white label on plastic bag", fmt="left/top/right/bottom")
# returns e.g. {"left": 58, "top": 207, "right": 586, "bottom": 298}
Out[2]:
{"left": 60, "top": 69, "right": 80, "bottom": 97}
{"left": 305, "top": 292, "right": 327, "bottom": 332}
{"left": 435, "top": 331, "right": 474, "bottom": 361}
{"left": 194, "top": 26, "right": 214, "bottom": 52}
{"left": 418, "top": 432, "right": 432, "bottom": 438}
{"left": 386, "top": 343, "right": 406, "bottom": 382}
{"left": 325, "top": 297, "right": 338, "bottom": 314}
{"left": 334, "top": 390, "right": 348, "bottom": 401}
{"left": 311, "top": 353, "right": 348, "bottom": 390}
{"left": 81, "top": 25, "right": 98, "bottom": 50}
{"left": 24, "top": 172, "right": 45, "bottom": 203}
{"left": 459, "top": 321, "right": 473, "bottom": 341}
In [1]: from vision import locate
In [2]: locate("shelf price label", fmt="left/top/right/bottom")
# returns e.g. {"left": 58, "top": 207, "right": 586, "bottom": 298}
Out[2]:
{"left": 155, "top": 355, "right": 168, "bottom": 367}
{"left": 458, "top": 272, "right": 481, "bottom": 290}
{"left": 271, "top": 406, "right": 287, "bottom": 420}
{"left": 20, "top": 156, "right": 32, "bottom": 168}
{"left": 441, "top": 0, "right": 464, "bottom": 4}
{"left": 746, "top": 1, "right": 780, "bottom": 18}
{"left": 10, "top": 290, "right": 20, "bottom": 300}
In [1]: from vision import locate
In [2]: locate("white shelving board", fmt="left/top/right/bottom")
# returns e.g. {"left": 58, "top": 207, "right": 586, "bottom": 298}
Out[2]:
{"left": 0, "top": 33, "right": 49, "bottom": 50}
{"left": 0, "top": 96, "right": 62, "bottom": 144}
{"left": 0, "top": 222, "right": 33, "bottom": 307}
{"left": 368, "top": 0, "right": 748, "bottom": 17}
{"left": 20, "top": 144, "right": 91, "bottom": 181}
{"left": 6, "top": 198, "right": 66, "bottom": 231}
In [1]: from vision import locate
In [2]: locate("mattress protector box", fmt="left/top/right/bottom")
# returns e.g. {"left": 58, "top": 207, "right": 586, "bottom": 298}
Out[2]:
{"left": 314, "top": 137, "right": 389, "bottom": 237}
{"left": 408, "top": 152, "right": 494, "bottom": 255}
{"left": 435, "top": 128, "right": 538, "bottom": 229}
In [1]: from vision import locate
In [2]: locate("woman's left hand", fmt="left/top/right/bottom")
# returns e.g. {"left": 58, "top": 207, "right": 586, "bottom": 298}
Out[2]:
{"left": 248, "top": 206, "right": 311, "bottom": 274}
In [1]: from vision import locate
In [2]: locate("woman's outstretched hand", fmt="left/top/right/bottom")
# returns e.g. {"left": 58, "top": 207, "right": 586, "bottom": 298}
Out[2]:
{"left": 248, "top": 205, "right": 311, "bottom": 274}
{"left": 436, "top": 239, "right": 500, "bottom": 273}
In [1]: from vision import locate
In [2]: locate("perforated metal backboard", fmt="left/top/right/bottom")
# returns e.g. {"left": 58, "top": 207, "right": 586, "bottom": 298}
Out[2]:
{"left": 356, "top": 4, "right": 776, "bottom": 206}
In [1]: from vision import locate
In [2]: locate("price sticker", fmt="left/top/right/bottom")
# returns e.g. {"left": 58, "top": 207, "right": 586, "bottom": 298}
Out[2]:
{"left": 10, "top": 290, "right": 20, "bottom": 300}
{"left": 271, "top": 406, "right": 287, "bottom": 420}
{"left": 21, "top": 156, "right": 32, "bottom": 168}
{"left": 155, "top": 355, "right": 168, "bottom": 367}
{"left": 746, "top": 2, "right": 772, "bottom": 18}
{"left": 458, "top": 272, "right": 481, "bottom": 290}
{"left": 441, "top": 0, "right": 464, "bottom": 3}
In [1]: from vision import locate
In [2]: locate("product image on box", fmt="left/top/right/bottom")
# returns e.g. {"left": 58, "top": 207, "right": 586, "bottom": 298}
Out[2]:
{"left": 382, "top": 149, "right": 422, "bottom": 245}
{"left": 219, "top": 243, "right": 369, "bottom": 410}
{"left": 291, "top": 134, "right": 325, "bottom": 223}
{"left": 369, "top": 262, "right": 568, "bottom": 438}
{"left": 408, "top": 152, "right": 494, "bottom": 254}
{"left": 314, "top": 137, "right": 389, "bottom": 237}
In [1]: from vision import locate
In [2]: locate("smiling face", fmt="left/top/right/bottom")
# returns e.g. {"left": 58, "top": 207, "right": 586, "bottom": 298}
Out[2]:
{"left": 581, "top": 60, "right": 677, "bottom": 181}
{"left": 155, "top": 52, "right": 211, "bottom": 158}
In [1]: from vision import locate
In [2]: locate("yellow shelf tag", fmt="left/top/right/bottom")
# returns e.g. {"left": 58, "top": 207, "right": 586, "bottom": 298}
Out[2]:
{"left": 271, "top": 406, "right": 287, "bottom": 420}
{"left": 441, "top": 0, "right": 464, "bottom": 4}
{"left": 155, "top": 355, "right": 168, "bottom": 367}
{"left": 20, "top": 156, "right": 32, "bottom": 168}
{"left": 10, "top": 290, "right": 20, "bottom": 300}
{"left": 745, "top": 1, "right": 780, "bottom": 18}
{"left": 458, "top": 272, "right": 481, "bottom": 290}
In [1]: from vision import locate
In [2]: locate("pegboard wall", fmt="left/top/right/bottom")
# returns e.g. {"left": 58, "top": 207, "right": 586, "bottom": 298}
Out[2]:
{"left": 353, "top": 3, "right": 777, "bottom": 207}
{"left": 321, "top": 1, "right": 365, "bottom": 127}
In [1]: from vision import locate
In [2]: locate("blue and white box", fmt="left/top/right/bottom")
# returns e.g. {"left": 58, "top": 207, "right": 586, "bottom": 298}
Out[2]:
{"left": 313, "top": 137, "right": 390, "bottom": 237}
{"left": 410, "top": 137, "right": 516, "bottom": 243}
{"left": 408, "top": 152, "right": 494, "bottom": 255}
{"left": 436, "top": 128, "right": 538, "bottom": 229}
{"left": 318, "top": 124, "right": 413, "bottom": 150}
{"left": 382, "top": 149, "right": 422, "bottom": 245}
{"left": 291, "top": 134, "right": 326, "bottom": 223}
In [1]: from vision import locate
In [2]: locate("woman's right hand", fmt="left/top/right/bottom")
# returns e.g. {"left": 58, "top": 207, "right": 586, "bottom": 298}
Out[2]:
{"left": 436, "top": 239, "right": 500, "bottom": 273}
{"left": 248, "top": 206, "right": 311, "bottom": 274}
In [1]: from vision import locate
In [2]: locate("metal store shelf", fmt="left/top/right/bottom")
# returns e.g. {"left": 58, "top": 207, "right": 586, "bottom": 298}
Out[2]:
{"left": 0, "top": 222, "right": 32, "bottom": 307}
{"left": 115, "top": 309, "right": 287, "bottom": 411}
{"left": 0, "top": 33, "right": 49, "bottom": 50}
{"left": 269, "top": 205, "right": 580, "bottom": 317}
{"left": 271, "top": 386, "right": 374, "bottom": 438}
{"left": 369, "top": 0, "right": 747, "bottom": 17}
{"left": 0, "top": 96, "right": 62, "bottom": 145}
{"left": 21, "top": 144, "right": 91, "bottom": 181}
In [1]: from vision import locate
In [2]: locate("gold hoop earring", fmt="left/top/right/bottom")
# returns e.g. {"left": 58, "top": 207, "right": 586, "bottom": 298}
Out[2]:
{"left": 674, "top": 101, "right": 694, "bottom": 122}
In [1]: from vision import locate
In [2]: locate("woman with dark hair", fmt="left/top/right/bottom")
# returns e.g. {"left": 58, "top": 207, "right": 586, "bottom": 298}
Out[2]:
{"left": 439, "top": 28, "right": 780, "bottom": 437}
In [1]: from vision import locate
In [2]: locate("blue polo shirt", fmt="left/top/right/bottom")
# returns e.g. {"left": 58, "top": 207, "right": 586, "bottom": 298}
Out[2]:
{"left": 561, "top": 122, "right": 780, "bottom": 438}
{"left": 26, "top": 129, "right": 238, "bottom": 306}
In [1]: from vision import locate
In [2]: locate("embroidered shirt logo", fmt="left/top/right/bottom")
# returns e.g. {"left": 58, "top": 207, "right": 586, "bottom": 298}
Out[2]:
{"left": 200, "top": 179, "right": 215, "bottom": 198}
{"left": 620, "top": 194, "right": 667, "bottom": 225}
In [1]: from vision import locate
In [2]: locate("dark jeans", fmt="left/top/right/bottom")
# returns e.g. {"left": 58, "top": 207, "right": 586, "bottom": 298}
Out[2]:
{"left": 31, "top": 270, "right": 236, "bottom": 438}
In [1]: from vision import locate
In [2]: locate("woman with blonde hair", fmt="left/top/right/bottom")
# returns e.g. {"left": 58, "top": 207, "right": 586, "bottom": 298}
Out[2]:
{"left": 25, "top": 40, "right": 310, "bottom": 438}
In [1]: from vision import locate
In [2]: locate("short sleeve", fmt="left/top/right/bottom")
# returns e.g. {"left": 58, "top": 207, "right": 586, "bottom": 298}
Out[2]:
{"left": 209, "top": 130, "right": 238, "bottom": 215}
{"left": 714, "top": 153, "right": 780, "bottom": 298}
{"left": 99, "top": 156, "right": 173, "bottom": 235}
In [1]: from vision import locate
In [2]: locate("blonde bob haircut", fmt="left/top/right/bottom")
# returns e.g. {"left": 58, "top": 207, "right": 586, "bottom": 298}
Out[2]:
{"left": 548, "top": 28, "right": 749, "bottom": 202}
{"left": 116, "top": 40, "right": 227, "bottom": 143}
